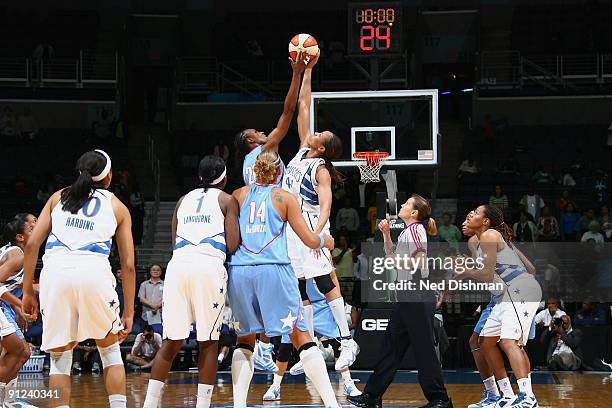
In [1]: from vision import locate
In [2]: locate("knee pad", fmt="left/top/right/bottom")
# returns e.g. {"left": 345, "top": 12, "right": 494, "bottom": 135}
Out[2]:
{"left": 277, "top": 343, "right": 293, "bottom": 363}
{"left": 298, "top": 279, "right": 309, "bottom": 301}
{"left": 297, "top": 342, "right": 316, "bottom": 354}
{"left": 50, "top": 350, "right": 73, "bottom": 376}
{"left": 314, "top": 274, "right": 335, "bottom": 295}
{"left": 236, "top": 343, "right": 255, "bottom": 353}
{"left": 98, "top": 342, "right": 123, "bottom": 369}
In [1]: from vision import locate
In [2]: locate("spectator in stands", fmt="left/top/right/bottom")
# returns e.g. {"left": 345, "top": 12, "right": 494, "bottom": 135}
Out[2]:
{"left": 557, "top": 190, "right": 575, "bottom": 215}
{"left": 520, "top": 186, "right": 546, "bottom": 222}
{"left": 130, "top": 183, "right": 144, "bottom": 245}
{"left": 126, "top": 324, "right": 163, "bottom": 369}
{"left": 332, "top": 235, "right": 354, "bottom": 279}
{"left": 437, "top": 212, "right": 462, "bottom": 248}
{"left": 138, "top": 264, "right": 164, "bottom": 334}
{"left": 513, "top": 211, "right": 537, "bottom": 242}
{"left": 366, "top": 196, "right": 378, "bottom": 235}
{"left": 213, "top": 139, "right": 230, "bottom": 162}
{"left": 580, "top": 221, "right": 604, "bottom": 245}
{"left": 575, "top": 208, "right": 596, "bottom": 236}
{"left": 114, "top": 268, "right": 128, "bottom": 318}
{"left": 532, "top": 165, "right": 555, "bottom": 185}
{"left": 457, "top": 155, "right": 479, "bottom": 180}
{"left": 561, "top": 169, "right": 576, "bottom": 188}
{"left": 546, "top": 315, "right": 582, "bottom": 371}
{"left": 574, "top": 301, "right": 609, "bottom": 326}
{"left": 17, "top": 107, "right": 38, "bottom": 141}
{"left": 72, "top": 339, "right": 102, "bottom": 374}
{"left": 496, "top": 155, "right": 520, "bottom": 177}
{"left": 537, "top": 206, "right": 560, "bottom": 242}
{"left": 488, "top": 185, "right": 509, "bottom": 212}
{"left": 534, "top": 297, "right": 566, "bottom": 329}
{"left": 592, "top": 170, "right": 608, "bottom": 205}
{"left": 598, "top": 205, "right": 612, "bottom": 241}
{"left": 94, "top": 109, "right": 113, "bottom": 139}
{"left": 335, "top": 198, "right": 360, "bottom": 234}
{"left": 560, "top": 203, "right": 580, "bottom": 241}
{"left": 0, "top": 106, "right": 18, "bottom": 142}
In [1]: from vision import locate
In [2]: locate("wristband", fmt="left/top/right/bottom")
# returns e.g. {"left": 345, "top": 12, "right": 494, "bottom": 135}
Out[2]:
{"left": 317, "top": 234, "right": 325, "bottom": 249}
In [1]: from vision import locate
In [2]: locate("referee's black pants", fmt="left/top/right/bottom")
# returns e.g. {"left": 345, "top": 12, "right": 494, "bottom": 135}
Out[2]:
{"left": 364, "top": 300, "right": 449, "bottom": 402}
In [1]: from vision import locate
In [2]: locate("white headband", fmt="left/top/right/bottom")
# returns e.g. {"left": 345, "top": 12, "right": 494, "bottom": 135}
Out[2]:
{"left": 211, "top": 167, "right": 227, "bottom": 185}
{"left": 92, "top": 149, "right": 112, "bottom": 182}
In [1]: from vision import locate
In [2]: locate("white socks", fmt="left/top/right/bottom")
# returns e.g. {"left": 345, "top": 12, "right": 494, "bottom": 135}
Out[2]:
{"left": 109, "top": 394, "right": 127, "bottom": 408}
{"left": 231, "top": 347, "right": 254, "bottom": 408}
{"left": 300, "top": 346, "right": 339, "bottom": 408}
{"left": 328, "top": 297, "right": 350, "bottom": 338}
{"left": 497, "top": 377, "right": 515, "bottom": 398}
{"left": 143, "top": 379, "right": 165, "bottom": 408}
{"left": 272, "top": 373, "right": 283, "bottom": 387}
{"left": 483, "top": 375, "right": 500, "bottom": 396}
{"left": 304, "top": 304, "right": 315, "bottom": 339}
{"left": 341, "top": 369, "right": 352, "bottom": 381}
{"left": 517, "top": 377, "right": 534, "bottom": 397}
{"left": 196, "top": 384, "right": 214, "bottom": 408}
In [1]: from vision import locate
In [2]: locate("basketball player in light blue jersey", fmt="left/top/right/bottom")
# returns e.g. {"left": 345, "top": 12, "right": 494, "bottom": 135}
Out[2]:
{"left": 282, "top": 52, "right": 359, "bottom": 370}
{"left": 143, "top": 156, "right": 240, "bottom": 408}
{"left": 457, "top": 205, "right": 541, "bottom": 408}
{"left": 22, "top": 150, "right": 136, "bottom": 408}
{"left": 229, "top": 150, "right": 341, "bottom": 408}
{"left": 261, "top": 278, "right": 362, "bottom": 402}
{"left": 236, "top": 55, "right": 307, "bottom": 186}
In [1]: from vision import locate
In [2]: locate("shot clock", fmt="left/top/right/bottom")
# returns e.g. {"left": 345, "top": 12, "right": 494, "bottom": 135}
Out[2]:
{"left": 348, "top": 2, "right": 402, "bottom": 55}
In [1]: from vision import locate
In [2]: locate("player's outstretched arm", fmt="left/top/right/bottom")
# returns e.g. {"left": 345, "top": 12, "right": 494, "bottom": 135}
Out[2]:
{"left": 22, "top": 191, "right": 60, "bottom": 317}
{"left": 264, "top": 57, "right": 306, "bottom": 152}
{"left": 112, "top": 196, "right": 135, "bottom": 337}
{"left": 296, "top": 53, "right": 319, "bottom": 148}
{"left": 220, "top": 192, "right": 241, "bottom": 255}
{"left": 274, "top": 189, "right": 333, "bottom": 250}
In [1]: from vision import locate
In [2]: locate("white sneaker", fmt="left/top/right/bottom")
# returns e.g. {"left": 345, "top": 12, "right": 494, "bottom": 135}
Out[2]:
{"left": 343, "top": 379, "right": 362, "bottom": 397}
{"left": 289, "top": 360, "right": 304, "bottom": 375}
{"left": 468, "top": 390, "right": 502, "bottom": 408}
{"left": 335, "top": 338, "right": 360, "bottom": 371}
{"left": 253, "top": 341, "right": 278, "bottom": 373}
{"left": 509, "top": 392, "right": 539, "bottom": 408}
{"left": 263, "top": 384, "right": 281, "bottom": 401}
{"left": 92, "top": 362, "right": 101, "bottom": 373}
{"left": 495, "top": 395, "right": 516, "bottom": 408}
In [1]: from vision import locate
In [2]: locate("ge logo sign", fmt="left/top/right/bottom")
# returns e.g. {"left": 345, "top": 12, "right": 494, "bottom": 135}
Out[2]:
{"left": 361, "top": 318, "right": 389, "bottom": 331}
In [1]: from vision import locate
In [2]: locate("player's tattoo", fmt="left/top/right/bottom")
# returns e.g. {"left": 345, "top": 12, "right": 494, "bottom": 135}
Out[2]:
{"left": 274, "top": 193, "right": 283, "bottom": 203}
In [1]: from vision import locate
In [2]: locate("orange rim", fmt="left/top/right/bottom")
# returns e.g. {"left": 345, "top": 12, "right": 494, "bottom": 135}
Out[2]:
{"left": 353, "top": 151, "right": 389, "bottom": 165}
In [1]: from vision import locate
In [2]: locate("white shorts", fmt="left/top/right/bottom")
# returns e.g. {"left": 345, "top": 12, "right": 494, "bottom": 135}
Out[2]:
{"left": 286, "top": 212, "right": 333, "bottom": 279}
{"left": 0, "top": 308, "right": 16, "bottom": 339}
{"left": 481, "top": 275, "right": 542, "bottom": 346}
{"left": 162, "top": 256, "right": 227, "bottom": 342}
{"left": 40, "top": 258, "right": 122, "bottom": 351}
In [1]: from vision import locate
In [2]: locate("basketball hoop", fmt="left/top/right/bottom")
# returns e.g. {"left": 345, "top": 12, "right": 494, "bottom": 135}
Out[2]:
{"left": 353, "top": 151, "right": 389, "bottom": 183}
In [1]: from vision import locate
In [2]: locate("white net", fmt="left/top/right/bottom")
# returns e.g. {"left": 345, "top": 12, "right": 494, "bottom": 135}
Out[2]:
{"left": 354, "top": 153, "right": 388, "bottom": 183}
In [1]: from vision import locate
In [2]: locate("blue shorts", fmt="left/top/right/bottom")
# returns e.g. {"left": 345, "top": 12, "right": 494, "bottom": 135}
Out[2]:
{"left": 1, "top": 301, "right": 24, "bottom": 340}
{"left": 281, "top": 297, "right": 340, "bottom": 344}
{"left": 474, "top": 299, "right": 495, "bottom": 335}
{"left": 229, "top": 264, "right": 307, "bottom": 337}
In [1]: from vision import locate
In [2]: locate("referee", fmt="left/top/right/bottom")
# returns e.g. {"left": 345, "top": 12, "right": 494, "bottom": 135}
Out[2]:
{"left": 348, "top": 195, "right": 453, "bottom": 408}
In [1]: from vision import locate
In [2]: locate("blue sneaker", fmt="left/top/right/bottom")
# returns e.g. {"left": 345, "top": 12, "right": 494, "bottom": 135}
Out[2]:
{"left": 263, "top": 384, "right": 281, "bottom": 401}
{"left": 468, "top": 390, "right": 501, "bottom": 408}
{"left": 252, "top": 340, "right": 278, "bottom": 373}
{"left": 509, "top": 392, "right": 538, "bottom": 408}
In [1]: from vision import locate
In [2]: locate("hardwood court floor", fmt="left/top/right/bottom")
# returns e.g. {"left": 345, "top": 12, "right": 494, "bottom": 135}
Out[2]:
{"left": 20, "top": 370, "right": 612, "bottom": 407}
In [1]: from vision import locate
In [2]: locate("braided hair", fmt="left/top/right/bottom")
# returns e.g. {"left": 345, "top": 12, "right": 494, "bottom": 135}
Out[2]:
{"left": 482, "top": 204, "right": 513, "bottom": 242}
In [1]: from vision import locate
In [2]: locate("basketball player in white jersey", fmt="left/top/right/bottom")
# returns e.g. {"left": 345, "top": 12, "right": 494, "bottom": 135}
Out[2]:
{"left": 143, "top": 156, "right": 240, "bottom": 408}
{"left": 457, "top": 205, "right": 541, "bottom": 408}
{"left": 22, "top": 150, "right": 135, "bottom": 408}
{"left": 282, "top": 52, "right": 359, "bottom": 370}
{"left": 0, "top": 213, "right": 38, "bottom": 406}
{"left": 236, "top": 54, "right": 307, "bottom": 185}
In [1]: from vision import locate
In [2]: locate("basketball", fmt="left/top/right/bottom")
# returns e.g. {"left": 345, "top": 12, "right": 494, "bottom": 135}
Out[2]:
{"left": 288, "top": 33, "right": 319, "bottom": 62}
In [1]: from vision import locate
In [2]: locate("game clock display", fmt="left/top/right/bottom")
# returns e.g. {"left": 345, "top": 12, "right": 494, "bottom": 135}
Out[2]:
{"left": 348, "top": 1, "right": 402, "bottom": 55}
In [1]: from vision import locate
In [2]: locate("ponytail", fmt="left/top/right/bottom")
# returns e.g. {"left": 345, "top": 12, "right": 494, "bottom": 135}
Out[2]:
{"left": 482, "top": 204, "right": 513, "bottom": 242}
{"left": 322, "top": 132, "right": 345, "bottom": 184}
{"left": 61, "top": 151, "right": 108, "bottom": 214}
{"left": 323, "top": 157, "right": 345, "bottom": 184}
{"left": 425, "top": 216, "right": 437, "bottom": 236}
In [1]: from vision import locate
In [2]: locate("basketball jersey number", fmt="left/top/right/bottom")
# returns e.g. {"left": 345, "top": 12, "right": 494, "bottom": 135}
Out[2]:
{"left": 82, "top": 197, "right": 101, "bottom": 218}
{"left": 196, "top": 195, "right": 206, "bottom": 213}
{"left": 248, "top": 201, "right": 266, "bottom": 224}
{"left": 245, "top": 166, "right": 255, "bottom": 184}
{"left": 285, "top": 177, "right": 293, "bottom": 189}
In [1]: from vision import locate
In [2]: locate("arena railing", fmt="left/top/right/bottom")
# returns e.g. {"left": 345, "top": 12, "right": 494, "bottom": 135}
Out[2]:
{"left": 80, "top": 50, "right": 118, "bottom": 85}
{"left": 602, "top": 54, "right": 612, "bottom": 80}
{"left": 0, "top": 57, "right": 29, "bottom": 86}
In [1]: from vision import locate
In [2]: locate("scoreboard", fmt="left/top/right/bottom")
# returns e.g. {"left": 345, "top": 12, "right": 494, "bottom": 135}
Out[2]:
{"left": 348, "top": 2, "right": 402, "bottom": 56}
